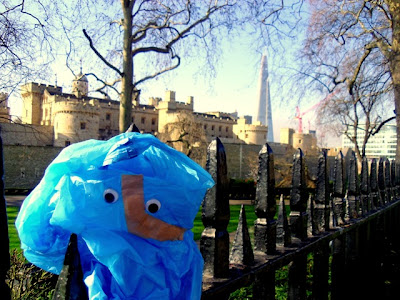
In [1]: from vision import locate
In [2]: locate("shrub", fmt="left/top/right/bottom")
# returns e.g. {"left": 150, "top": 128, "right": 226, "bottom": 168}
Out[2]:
{"left": 6, "top": 250, "right": 57, "bottom": 299}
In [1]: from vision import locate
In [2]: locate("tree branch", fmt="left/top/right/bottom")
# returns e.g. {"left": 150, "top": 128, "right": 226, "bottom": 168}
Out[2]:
{"left": 82, "top": 29, "right": 122, "bottom": 76}
{"left": 134, "top": 54, "right": 180, "bottom": 86}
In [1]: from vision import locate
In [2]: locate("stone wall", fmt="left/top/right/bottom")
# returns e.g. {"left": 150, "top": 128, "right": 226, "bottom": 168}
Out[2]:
{"left": 4, "top": 145, "right": 62, "bottom": 190}
{"left": 223, "top": 143, "right": 296, "bottom": 179}
{"left": 3, "top": 139, "right": 332, "bottom": 191}
{"left": 1, "top": 123, "right": 53, "bottom": 146}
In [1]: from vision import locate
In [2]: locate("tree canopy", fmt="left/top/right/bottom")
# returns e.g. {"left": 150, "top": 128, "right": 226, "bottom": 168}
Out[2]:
{"left": 299, "top": 0, "right": 400, "bottom": 159}
{"left": 0, "top": 0, "right": 54, "bottom": 102}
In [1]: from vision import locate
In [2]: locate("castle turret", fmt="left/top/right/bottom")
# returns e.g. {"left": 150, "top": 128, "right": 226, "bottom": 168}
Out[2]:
{"left": 53, "top": 98, "right": 100, "bottom": 147}
{"left": 72, "top": 72, "right": 89, "bottom": 98}
{"left": 20, "top": 82, "right": 62, "bottom": 125}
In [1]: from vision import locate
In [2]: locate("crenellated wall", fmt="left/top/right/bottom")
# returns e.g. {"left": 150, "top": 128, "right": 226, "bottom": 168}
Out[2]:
{"left": 1, "top": 123, "right": 53, "bottom": 146}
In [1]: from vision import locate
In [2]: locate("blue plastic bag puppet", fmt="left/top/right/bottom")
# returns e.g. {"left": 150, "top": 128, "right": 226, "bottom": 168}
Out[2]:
{"left": 16, "top": 132, "right": 214, "bottom": 299}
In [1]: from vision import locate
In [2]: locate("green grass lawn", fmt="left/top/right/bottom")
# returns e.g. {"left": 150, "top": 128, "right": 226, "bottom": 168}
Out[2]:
{"left": 192, "top": 204, "right": 257, "bottom": 240}
{"left": 7, "top": 204, "right": 257, "bottom": 250}
{"left": 6, "top": 206, "right": 21, "bottom": 250}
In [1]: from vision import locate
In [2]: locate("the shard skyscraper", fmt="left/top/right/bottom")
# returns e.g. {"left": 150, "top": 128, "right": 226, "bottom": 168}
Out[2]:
{"left": 255, "top": 52, "right": 274, "bottom": 142}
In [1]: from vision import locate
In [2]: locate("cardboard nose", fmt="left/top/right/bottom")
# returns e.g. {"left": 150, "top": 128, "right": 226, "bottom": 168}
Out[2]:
{"left": 121, "top": 174, "right": 186, "bottom": 241}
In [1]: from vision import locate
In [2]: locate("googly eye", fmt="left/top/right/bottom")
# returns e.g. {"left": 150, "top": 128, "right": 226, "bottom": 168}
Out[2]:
{"left": 146, "top": 199, "right": 161, "bottom": 214}
{"left": 103, "top": 189, "right": 119, "bottom": 204}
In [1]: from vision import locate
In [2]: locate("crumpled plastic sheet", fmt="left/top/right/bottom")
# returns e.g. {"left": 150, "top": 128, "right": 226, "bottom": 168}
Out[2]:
{"left": 16, "top": 132, "right": 214, "bottom": 299}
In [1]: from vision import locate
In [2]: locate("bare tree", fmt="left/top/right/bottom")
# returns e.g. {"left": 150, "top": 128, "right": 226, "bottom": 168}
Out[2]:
{"left": 62, "top": 1, "right": 238, "bottom": 132}
{"left": 158, "top": 110, "right": 207, "bottom": 161}
{"left": 298, "top": 0, "right": 400, "bottom": 159}
{"left": 318, "top": 59, "right": 394, "bottom": 161}
{"left": 0, "top": 0, "right": 54, "bottom": 101}
{"left": 53, "top": 0, "right": 308, "bottom": 133}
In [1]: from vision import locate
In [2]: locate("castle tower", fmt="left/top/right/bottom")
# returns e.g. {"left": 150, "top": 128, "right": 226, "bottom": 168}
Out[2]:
{"left": 255, "top": 52, "right": 274, "bottom": 142}
{"left": 53, "top": 98, "right": 100, "bottom": 147}
{"left": 20, "top": 83, "right": 63, "bottom": 125}
{"left": 72, "top": 72, "right": 89, "bottom": 97}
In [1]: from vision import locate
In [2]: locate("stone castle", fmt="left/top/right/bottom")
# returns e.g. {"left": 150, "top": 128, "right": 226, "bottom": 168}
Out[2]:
{"left": 1, "top": 73, "right": 325, "bottom": 191}
{"left": 1, "top": 74, "right": 276, "bottom": 189}
{"left": 13, "top": 73, "right": 267, "bottom": 148}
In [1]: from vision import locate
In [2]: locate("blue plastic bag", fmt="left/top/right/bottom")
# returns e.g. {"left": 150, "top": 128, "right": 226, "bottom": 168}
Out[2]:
{"left": 16, "top": 132, "right": 214, "bottom": 299}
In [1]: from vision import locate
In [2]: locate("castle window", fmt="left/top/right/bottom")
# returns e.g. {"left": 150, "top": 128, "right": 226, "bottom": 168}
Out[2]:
{"left": 20, "top": 168, "right": 26, "bottom": 179}
{"left": 219, "top": 126, "right": 222, "bottom": 132}
{"left": 226, "top": 127, "right": 228, "bottom": 132}
{"left": 211, "top": 125, "right": 215, "bottom": 131}
{"left": 299, "top": 139, "right": 302, "bottom": 143}
{"left": 106, "top": 113, "right": 111, "bottom": 120}
{"left": 65, "top": 141, "right": 71, "bottom": 147}
{"left": 132, "top": 116, "right": 135, "bottom": 123}
{"left": 204, "top": 124, "right": 207, "bottom": 130}
{"left": 141, "top": 117, "right": 145, "bottom": 124}
{"left": 81, "top": 122, "right": 86, "bottom": 130}
{"left": 151, "top": 118, "right": 156, "bottom": 125}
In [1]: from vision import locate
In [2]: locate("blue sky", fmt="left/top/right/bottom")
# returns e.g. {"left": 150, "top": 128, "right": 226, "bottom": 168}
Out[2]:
{"left": 8, "top": 1, "right": 342, "bottom": 147}
{"left": 9, "top": 34, "right": 337, "bottom": 146}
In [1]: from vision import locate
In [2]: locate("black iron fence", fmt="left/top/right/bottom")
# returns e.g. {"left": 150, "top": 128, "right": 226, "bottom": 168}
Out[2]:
{"left": 2, "top": 136, "right": 400, "bottom": 299}
{"left": 201, "top": 138, "right": 400, "bottom": 300}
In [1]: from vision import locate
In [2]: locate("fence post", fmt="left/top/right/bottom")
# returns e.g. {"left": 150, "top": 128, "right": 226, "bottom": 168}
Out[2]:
{"left": 288, "top": 149, "right": 307, "bottom": 300}
{"left": 378, "top": 157, "right": 386, "bottom": 205}
{"left": 253, "top": 144, "right": 276, "bottom": 300}
{"left": 332, "top": 151, "right": 345, "bottom": 226}
{"left": 254, "top": 144, "right": 276, "bottom": 254}
{"left": 200, "top": 138, "right": 230, "bottom": 279}
{"left": 344, "top": 151, "right": 362, "bottom": 298}
{"left": 229, "top": 205, "right": 254, "bottom": 267}
{"left": 288, "top": 253, "right": 307, "bottom": 300}
{"left": 276, "top": 194, "right": 291, "bottom": 246}
{"left": 391, "top": 160, "right": 396, "bottom": 200}
{"left": 385, "top": 158, "right": 392, "bottom": 202}
{"left": 314, "top": 149, "right": 329, "bottom": 234}
{"left": 52, "top": 234, "right": 88, "bottom": 299}
{"left": 396, "top": 162, "right": 400, "bottom": 197}
{"left": 331, "top": 236, "right": 346, "bottom": 300}
{"left": 370, "top": 158, "right": 379, "bottom": 209}
{"left": 289, "top": 148, "right": 308, "bottom": 241}
{"left": 312, "top": 150, "right": 330, "bottom": 300}
{"left": 0, "top": 134, "right": 10, "bottom": 299}
{"left": 360, "top": 155, "right": 370, "bottom": 213}
{"left": 347, "top": 150, "right": 359, "bottom": 219}
{"left": 312, "top": 241, "right": 330, "bottom": 300}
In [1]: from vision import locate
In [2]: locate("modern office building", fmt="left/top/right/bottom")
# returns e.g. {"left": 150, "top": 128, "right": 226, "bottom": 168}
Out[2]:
{"left": 342, "top": 123, "right": 396, "bottom": 159}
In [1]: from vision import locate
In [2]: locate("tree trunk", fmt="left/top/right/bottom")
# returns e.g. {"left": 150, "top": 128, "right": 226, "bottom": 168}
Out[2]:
{"left": 389, "top": 1, "right": 400, "bottom": 161}
{"left": 119, "top": 0, "right": 134, "bottom": 133}
{"left": 394, "top": 71, "right": 400, "bottom": 162}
